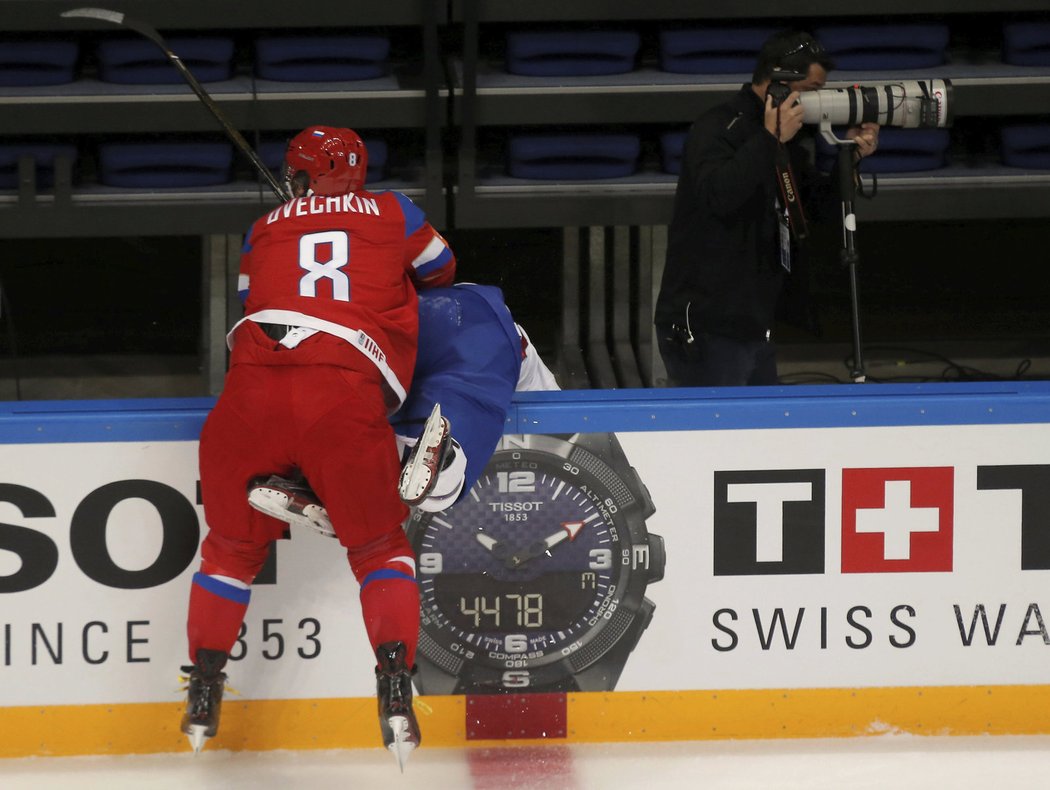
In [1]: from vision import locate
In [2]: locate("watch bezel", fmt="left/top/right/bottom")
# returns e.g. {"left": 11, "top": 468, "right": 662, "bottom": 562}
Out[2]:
{"left": 407, "top": 432, "right": 660, "bottom": 693}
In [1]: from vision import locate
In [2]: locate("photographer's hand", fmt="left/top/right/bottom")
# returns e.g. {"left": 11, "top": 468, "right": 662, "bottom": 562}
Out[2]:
{"left": 847, "top": 123, "right": 880, "bottom": 159}
{"left": 765, "top": 91, "right": 804, "bottom": 143}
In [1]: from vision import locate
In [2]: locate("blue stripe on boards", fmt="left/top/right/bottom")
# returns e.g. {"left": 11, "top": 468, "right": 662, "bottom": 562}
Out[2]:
{"left": 0, "top": 397, "right": 215, "bottom": 443}
{"left": 3, "top": 382, "right": 1050, "bottom": 444}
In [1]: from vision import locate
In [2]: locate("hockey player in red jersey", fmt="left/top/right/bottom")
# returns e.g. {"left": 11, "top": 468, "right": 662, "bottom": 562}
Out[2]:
{"left": 249, "top": 283, "right": 561, "bottom": 535}
{"left": 181, "top": 126, "right": 453, "bottom": 766}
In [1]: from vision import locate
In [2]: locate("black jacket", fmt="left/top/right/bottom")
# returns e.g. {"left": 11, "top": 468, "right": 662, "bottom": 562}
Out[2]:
{"left": 656, "top": 84, "right": 830, "bottom": 341}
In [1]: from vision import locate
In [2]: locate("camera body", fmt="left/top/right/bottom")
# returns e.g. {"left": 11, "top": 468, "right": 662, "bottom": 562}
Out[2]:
{"left": 765, "top": 68, "right": 808, "bottom": 107}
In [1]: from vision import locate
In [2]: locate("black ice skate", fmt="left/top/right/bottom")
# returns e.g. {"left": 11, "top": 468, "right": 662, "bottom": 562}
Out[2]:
{"left": 398, "top": 403, "right": 452, "bottom": 506}
{"left": 180, "top": 648, "right": 228, "bottom": 753}
{"left": 248, "top": 474, "right": 334, "bottom": 538}
{"left": 375, "top": 641, "right": 421, "bottom": 771}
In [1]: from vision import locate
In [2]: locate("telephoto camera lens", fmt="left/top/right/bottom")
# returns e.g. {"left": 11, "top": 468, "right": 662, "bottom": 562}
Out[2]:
{"left": 800, "top": 79, "right": 952, "bottom": 128}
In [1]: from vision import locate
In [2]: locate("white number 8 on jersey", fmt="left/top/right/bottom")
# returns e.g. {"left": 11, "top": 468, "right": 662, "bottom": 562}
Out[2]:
{"left": 298, "top": 230, "right": 350, "bottom": 301}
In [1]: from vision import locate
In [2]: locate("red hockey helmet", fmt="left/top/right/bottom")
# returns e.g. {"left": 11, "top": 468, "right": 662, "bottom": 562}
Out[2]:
{"left": 284, "top": 125, "right": 368, "bottom": 196}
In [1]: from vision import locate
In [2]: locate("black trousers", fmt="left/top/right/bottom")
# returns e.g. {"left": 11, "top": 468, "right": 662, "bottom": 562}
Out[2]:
{"left": 656, "top": 327, "right": 778, "bottom": 387}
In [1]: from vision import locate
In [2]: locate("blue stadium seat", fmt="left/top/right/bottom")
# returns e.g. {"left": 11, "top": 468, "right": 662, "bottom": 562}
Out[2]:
{"left": 505, "top": 31, "right": 640, "bottom": 77}
{"left": 814, "top": 24, "right": 949, "bottom": 70}
{"left": 507, "top": 133, "right": 640, "bottom": 179}
{"left": 97, "top": 142, "right": 233, "bottom": 187}
{"left": 659, "top": 130, "right": 688, "bottom": 174}
{"left": 361, "top": 138, "right": 388, "bottom": 183}
{"left": 258, "top": 140, "right": 288, "bottom": 182}
{"left": 658, "top": 27, "right": 778, "bottom": 74}
{"left": 0, "top": 143, "right": 78, "bottom": 189}
{"left": 0, "top": 40, "right": 78, "bottom": 86}
{"left": 96, "top": 37, "right": 235, "bottom": 84}
{"left": 255, "top": 36, "right": 390, "bottom": 82}
{"left": 816, "top": 128, "right": 950, "bottom": 173}
{"left": 1001, "top": 124, "right": 1050, "bottom": 169}
{"left": 1003, "top": 22, "right": 1050, "bottom": 67}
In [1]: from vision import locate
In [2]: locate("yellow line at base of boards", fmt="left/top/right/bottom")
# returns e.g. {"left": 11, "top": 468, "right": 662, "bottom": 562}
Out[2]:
{"left": 3, "top": 685, "right": 1048, "bottom": 758}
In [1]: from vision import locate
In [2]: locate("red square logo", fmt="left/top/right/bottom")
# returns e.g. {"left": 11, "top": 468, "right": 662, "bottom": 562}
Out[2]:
{"left": 465, "top": 693, "right": 567, "bottom": 740}
{"left": 841, "top": 467, "right": 954, "bottom": 573}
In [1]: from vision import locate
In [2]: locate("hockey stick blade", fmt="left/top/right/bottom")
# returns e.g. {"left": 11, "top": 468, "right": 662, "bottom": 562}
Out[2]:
{"left": 62, "top": 8, "right": 161, "bottom": 48}
{"left": 61, "top": 8, "right": 123, "bottom": 24}
{"left": 60, "top": 7, "right": 288, "bottom": 203}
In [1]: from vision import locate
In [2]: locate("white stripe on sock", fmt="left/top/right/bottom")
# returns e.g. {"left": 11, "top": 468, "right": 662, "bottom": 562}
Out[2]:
{"left": 389, "top": 555, "right": 416, "bottom": 576}
{"left": 210, "top": 574, "right": 250, "bottom": 590}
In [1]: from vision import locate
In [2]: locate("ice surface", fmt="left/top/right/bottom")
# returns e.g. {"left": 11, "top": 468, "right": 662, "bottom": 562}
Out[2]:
{"left": 3, "top": 736, "right": 1050, "bottom": 790}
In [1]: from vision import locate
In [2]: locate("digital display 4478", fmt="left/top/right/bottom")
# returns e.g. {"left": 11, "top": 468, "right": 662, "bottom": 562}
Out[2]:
{"left": 433, "top": 573, "right": 598, "bottom": 631}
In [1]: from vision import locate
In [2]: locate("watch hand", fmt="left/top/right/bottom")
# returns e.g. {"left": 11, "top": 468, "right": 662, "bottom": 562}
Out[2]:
{"left": 475, "top": 531, "right": 512, "bottom": 560}
{"left": 543, "top": 520, "right": 583, "bottom": 548}
{"left": 506, "top": 521, "right": 584, "bottom": 568}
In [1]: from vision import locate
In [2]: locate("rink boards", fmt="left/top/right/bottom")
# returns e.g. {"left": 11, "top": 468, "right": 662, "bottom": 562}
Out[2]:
{"left": 1, "top": 382, "right": 1049, "bottom": 756}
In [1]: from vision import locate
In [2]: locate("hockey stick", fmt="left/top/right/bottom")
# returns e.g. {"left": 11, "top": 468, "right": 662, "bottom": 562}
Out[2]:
{"left": 61, "top": 7, "right": 289, "bottom": 202}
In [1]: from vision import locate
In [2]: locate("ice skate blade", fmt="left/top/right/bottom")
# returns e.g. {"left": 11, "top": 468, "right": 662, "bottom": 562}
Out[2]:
{"left": 247, "top": 487, "right": 290, "bottom": 520}
{"left": 385, "top": 715, "right": 417, "bottom": 772}
{"left": 399, "top": 403, "right": 447, "bottom": 506}
{"left": 248, "top": 487, "right": 335, "bottom": 538}
{"left": 185, "top": 724, "right": 209, "bottom": 754}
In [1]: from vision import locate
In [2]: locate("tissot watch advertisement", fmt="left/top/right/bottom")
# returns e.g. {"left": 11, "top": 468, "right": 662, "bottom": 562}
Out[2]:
{"left": 405, "top": 432, "right": 664, "bottom": 695}
{"left": 1, "top": 419, "right": 1049, "bottom": 706}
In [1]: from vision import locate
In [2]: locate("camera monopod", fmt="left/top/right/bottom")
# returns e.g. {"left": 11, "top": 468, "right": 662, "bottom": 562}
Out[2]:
{"left": 800, "top": 79, "right": 952, "bottom": 383}
{"left": 834, "top": 139, "right": 866, "bottom": 383}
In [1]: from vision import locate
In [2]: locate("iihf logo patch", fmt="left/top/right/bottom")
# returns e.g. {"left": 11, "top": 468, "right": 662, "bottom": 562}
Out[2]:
{"left": 841, "top": 467, "right": 954, "bottom": 573}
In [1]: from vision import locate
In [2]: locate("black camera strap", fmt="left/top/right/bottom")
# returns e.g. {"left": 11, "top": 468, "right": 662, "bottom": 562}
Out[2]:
{"left": 774, "top": 144, "right": 808, "bottom": 241}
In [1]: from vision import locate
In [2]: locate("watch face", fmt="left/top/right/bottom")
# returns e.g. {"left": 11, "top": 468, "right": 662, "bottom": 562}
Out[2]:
{"left": 406, "top": 433, "right": 657, "bottom": 692}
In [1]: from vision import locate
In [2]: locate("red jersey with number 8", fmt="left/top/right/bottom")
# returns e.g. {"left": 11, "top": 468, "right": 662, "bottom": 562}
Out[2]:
{"left": 231, "top": 189, "right": 455, "bottom": 409}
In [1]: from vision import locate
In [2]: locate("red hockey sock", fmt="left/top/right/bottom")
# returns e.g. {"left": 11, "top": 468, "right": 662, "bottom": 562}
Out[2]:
{"left": 359, "top": 564, "right": 420, "bottom": 667}
{"left": 186, "top": 572, "right": 250, "bottom": 663}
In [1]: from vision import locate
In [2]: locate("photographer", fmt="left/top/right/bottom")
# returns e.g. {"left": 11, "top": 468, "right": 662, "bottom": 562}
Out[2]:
{"left": 655, "top": 30, "right": 879, "bottom": 387}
